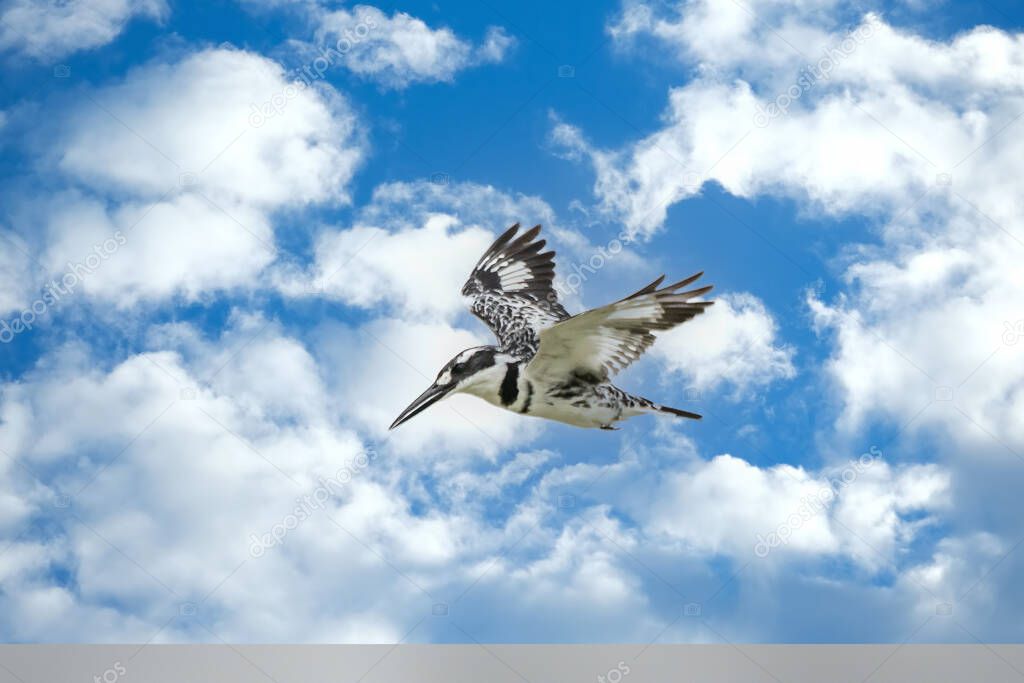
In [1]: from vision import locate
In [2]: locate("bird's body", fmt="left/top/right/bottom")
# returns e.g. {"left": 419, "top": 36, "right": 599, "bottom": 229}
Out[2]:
{"left": 390, "top": 224, "right": 713, "bottom": 431}
{"left": 455, "top": 353, "right": 688, "bottom": 429}
{"left": 456, "top": 355, "right": 625, "bottom": 428}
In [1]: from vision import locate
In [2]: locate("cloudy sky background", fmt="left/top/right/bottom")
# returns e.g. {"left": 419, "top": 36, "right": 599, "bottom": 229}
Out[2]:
{"left": 0, "top": 0, "right": 1022, "bottom": 650}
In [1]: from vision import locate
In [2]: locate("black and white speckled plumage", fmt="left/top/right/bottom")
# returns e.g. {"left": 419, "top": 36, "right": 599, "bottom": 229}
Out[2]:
{"left": 462, "top": 223, "right": 569, "bottom": 358}
{"left": 527, "top": 271, "right": 713, "bottom": 384}
{"left": 465, "top": 224, "right": 714, "bottom": 427}
{"left": 391, "top": 223, "right": 713, "bottom": 431}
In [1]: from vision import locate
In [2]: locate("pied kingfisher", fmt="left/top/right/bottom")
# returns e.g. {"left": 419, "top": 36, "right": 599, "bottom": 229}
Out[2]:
{"left": 389, "top": 224, "right": 713, "bottom": 431}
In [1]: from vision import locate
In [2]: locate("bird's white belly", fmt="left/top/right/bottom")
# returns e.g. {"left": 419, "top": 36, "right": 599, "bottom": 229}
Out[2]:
{"left": 469, "top": 384, "right": 618, "bottom": 428}
{"left": 526, "top": 393, "right": 621, "bottom": 428}
{"left": 465, "top": 362, "right": 634, "bottom": 429}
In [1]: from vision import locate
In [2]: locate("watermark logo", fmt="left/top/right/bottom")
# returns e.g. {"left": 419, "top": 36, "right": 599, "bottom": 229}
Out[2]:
{"left": 753, "top": 446, "right": 881, "bottom": 558}
{"left": 93, "top": 661, "right": 126, "bottom": 683}
{"left": 248, "top": 449, "right": 377, "bottom": 557}
{"left": 597, "top": 661, "right": 630, "bottom": 683}
{"left": 249, "top": 14, "right": 378, "bottom": 127}
{"left": 0, "top": 231, "right": 127, "bottom": 344}
{"left": 550, "top": 228, "right": 637, "bottom": 301}
{"left": 754, "top": 16, "right": 879, "bottom": 128}
{"left": 1003, "top": 319, "right": 1023, "bottom": 346}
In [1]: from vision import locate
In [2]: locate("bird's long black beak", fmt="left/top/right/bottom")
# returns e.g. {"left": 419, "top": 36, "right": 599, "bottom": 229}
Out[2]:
{"left": 389, "top": 382, "right": 451, "bottom": 430}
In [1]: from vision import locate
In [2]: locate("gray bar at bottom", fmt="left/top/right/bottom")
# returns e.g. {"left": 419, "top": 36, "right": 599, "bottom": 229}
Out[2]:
{"left": 1, "top": 644, "right": 1023, "bottom": 683}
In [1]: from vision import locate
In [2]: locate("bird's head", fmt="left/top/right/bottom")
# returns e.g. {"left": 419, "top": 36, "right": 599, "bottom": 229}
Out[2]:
{"left": 389, "top": 346, "right": 503, "bottom": 430}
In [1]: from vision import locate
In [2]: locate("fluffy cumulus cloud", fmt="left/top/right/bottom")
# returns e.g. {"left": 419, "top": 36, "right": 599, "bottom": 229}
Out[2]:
{"left": 275, "top": 180, "right": 572, "bottom": 317}
{"left": 0, "top": 230, "right": 32, "bottom": 315}
{"left": 0, "top": 315, "right": 508, "bottom": 641}
{"left": 645, "top": 453, "right": 948, "bottom": 569}
{"left": 273, "top": 177, "right": 793, "bottom": 451}
{"left": 545, "top": 0, "right": 1024, "bottom": 630}
{"left": 0, "top": 321, "right": 955, "bottom": 641}
{"left": 555, "top": 0, "right": 1024, "bottom": 444}
{"left": 0, "top": 0, "right": 167, "bottom": 59}
{"left": 652, "top": 293, "right": 795, "bottom": 396}
{"left": 561, "top": 4, "right": 1024, "bottom": 238}
{"left": 4, "top": 47, "right": 363, "bottom": 310}
{"left": 0, "top": 321, "right": 364, "bottom": 640}
{"left": 315, "top": 316, "right": 543, "bottom": 458}
{"left": 300, "top": 214, "right": 493, "bottom": 319}
{"left": 806, "top": 206, "right": 1024, "bottom": 456}
{"left": 4, "top": 0, "right": 1024, "bottom": 647}
{"left": 57, "top": 47, "right": 362, "bottom": 206}
{"left": 34, "top": 192, "right": 276, "bottom": 308}
{"left": 312, "top": 5, "right": 515, "bottom": 88}
{"left": 272, "top": 181, "right": 569, "bottom": 455}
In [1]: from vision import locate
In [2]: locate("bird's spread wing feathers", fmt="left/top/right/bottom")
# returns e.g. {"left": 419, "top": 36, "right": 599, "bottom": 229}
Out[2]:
{"left": 526, "top": 273, "right": 713, "bottom": 382}
{"left": 462, "top": 224, "right": 570, "bottom": 357}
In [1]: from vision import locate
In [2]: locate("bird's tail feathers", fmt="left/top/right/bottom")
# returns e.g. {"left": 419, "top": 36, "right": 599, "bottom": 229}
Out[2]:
{"left": 651, "top": 402, "right": 702, "bottom": 420}
{"left": 627, "top": 393, "right": 702, "bottom": 420}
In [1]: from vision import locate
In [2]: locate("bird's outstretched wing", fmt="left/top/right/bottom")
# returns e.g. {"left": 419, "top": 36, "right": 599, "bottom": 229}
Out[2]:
{"left": 462, "top": 223, "right": 570, "bottom": 357}
{"left": 525, "top": 273, "right": 713, "bottom": 382}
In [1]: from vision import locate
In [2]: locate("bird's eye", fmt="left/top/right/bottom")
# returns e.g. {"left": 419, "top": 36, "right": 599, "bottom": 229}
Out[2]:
{"left": 453, "top": 363, "right": 466, "bottom": 374}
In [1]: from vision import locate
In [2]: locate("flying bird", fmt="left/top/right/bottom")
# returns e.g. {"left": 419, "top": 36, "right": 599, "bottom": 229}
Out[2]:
{"left": 389, "top": 224, "right": 713, "bottom": 431}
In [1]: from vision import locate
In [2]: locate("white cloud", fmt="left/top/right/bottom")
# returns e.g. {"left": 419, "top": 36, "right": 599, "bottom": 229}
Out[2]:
{"left": 644, "top": 453, "right": 948, "bottom": 570}
{"left": 0, "top": 229, "right": 32, "bottom": 315}
{"left": 548, "top": 3, "right": 1024, "bottom": 634}
{"left": 3, "top": 0, "right": 1020, "bottom": 644}
{"left": 37, "top": 192, "right": 275, "bottom": 308}
{"left": 0, "top": 318, "right": 684, "bottom": 642}
{"left": 504, "top": 507, "right": 647, "bottom": 609}
{"left": 478, "top": 25, "right": 516, "bottom": 64}
{"left": 611, "top": 1, "right": 1024, "bottom": 99}
{"left": 0, "top": 319, "right": 426, "bottom": 641}
{"left": 652, "top": 293, "right": 795, "bottom": 395}
{"left": 808, "top": 221, "right": 1024, "bottom": 449}
{"left": 558, "top": 2, "right": 1024, "bottom": 457}
{"left": 0, "top": 0, "right": 167, "bottom": 59}
{"left": 0, "top": 316, "right": 969, "bottom": 641}
{"left": 315, "top": 316, "right": 543, "bottom": 458}
{"left": 300, "top": 214, "right": 493, "bottom": 320}
{"left": 446, "top": 450, "right": 553, "bottom": 505}
{"left": 360, "top": 180, "right": 560, "bottom": 237}
{"left": 561, "top": 7, "right": 1024, "bottom": 238}
{"left": 5, "top": 47, "right": 365, "bottom": 308}
{"left": 58, "top": 47, "right": 363, "bottom": 207}
{"left": 313, "top": 5, "right": 515, "bottom": 88}
{"left": 276, "top": 180, "right": 576, "bottom": 318}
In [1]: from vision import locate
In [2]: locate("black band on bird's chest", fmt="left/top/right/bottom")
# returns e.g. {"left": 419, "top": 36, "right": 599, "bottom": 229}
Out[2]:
{"left": 500, "top": 362, "right": 520, "bottom": 405}
{"left": 520, "top": 380, "right": 533, "bottom": 414}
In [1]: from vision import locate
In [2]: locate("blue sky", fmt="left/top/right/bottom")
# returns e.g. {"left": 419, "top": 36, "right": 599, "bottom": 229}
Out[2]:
{"left": 1, "top": 0, "right": 1023, "bottom": 653}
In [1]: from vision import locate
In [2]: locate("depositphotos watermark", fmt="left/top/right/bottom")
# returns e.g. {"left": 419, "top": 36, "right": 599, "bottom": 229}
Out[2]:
{"left": 597, "top": 661, "right": 631, "bottom": 683}
{"left": 754, "top": 15, "right": 880, "bottom": 128}
{"left": 549, "top": 228, "right": 638, "bottom": 302}
{"left": 0, "top": 231, "right": 126, "bottom": 344}
{"left": 249, "top": 14, "right": 378, "bottom": 127}
{"left": 248, "top": 449, "right": 377, "bottom": 557}
{"left": 753, "top": 446, "right": 881, "bottom": 558}
{"left": 1003, "top": 319, "right": 1023, "bottom": 345}
{"left": 92, "top": 661, "right": 126, "bottom": 683}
